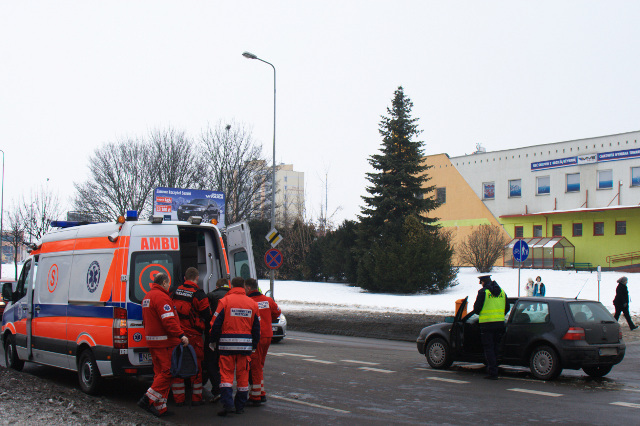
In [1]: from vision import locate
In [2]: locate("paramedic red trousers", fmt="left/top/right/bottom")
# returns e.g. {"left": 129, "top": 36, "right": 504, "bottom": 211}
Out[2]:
{"left": 171, "top": 335, "right": 204, "bottom": 403}
{"left": 249, "top": 337, "right": 271, "bottom": 401}
{"left": 219, "top": 353, "right": 251, "bottom": 411}
{"left": 146, "top": 347, "right": 173, "bottom": 415}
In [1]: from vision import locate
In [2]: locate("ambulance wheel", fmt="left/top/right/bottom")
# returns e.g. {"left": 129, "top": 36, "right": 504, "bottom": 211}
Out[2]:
{"left": 78, "top": 350, "right": 101, "bottom": 395}
{"left": 4, "top": 334, "right": 24, "bottom": 371}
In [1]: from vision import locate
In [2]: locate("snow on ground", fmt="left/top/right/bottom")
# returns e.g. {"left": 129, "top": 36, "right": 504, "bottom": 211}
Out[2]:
{"left": 2, "top": 263, "right": 636, "bottom": 315}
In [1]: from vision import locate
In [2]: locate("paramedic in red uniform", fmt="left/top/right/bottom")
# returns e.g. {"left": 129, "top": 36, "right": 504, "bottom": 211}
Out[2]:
{"left": 170, "top": 267, "right": 211, "bottom": 406}
{"left": 245, "top": 277, "right": 281, "bottom": 406}
{"left": 138, "top": 273, "right": 188, "bottom": 417}
{"left": 210, "top": 277, "right": 260, "bottom": 416}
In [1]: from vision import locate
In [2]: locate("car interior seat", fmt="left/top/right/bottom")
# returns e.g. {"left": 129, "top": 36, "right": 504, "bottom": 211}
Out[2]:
{"left": 574, "top": 311, "right": 588, "bottom": 322}
{"left": 515, "top": 312, "right": 530, "bottom": 324}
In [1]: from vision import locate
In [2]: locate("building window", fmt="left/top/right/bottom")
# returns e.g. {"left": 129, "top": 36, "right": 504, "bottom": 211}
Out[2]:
{"left": 483, "top": 182, "right": 495, "bottom": 200}
{"left": 514, "top": 226, "right": 524, "bottom": 238}
{"left": 536, "top": 176, "right": 550, "bottom": 195}
{"left": 552, "top": 224, "right": 562, "bottom": 236}
{"left": 616, "top": 221, "right": 627, "bottom": 235}
{"left": 597, "top": 170, "right": 613, "bottom": 190}
{"left": 436, "top": 187, "right": 446, "bottom": 204}
{"left": 594, "top": 222, "right": 604, "bottom": 236}
{"left": 632, "top": 167, "right": 640, "bottom": 187}
{"left": 566, "top": 173, "right": 580, "bottom": 192}
{"left": 533, "top": 225, "right": 542, "bottom": 237}
{"left": 509, "top": 179, "right": 522, "bottom": 198}
{"left": 573, "top": 223, "right": 582, "bottom": 237}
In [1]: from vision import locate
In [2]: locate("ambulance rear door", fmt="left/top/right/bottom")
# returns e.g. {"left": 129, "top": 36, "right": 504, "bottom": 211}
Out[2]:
{"left": 226, "top": 221, "right": 256, "bottom": 280}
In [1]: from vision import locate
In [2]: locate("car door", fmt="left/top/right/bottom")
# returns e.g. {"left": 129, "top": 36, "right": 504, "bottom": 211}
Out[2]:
{"left": 503, "top": 300, "right": 552, "bottom": 363}
{"left": 226, "top": 221, "right": 257, "bottom": 280}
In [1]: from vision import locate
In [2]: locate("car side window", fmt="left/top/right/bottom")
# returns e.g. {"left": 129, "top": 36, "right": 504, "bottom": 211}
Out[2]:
{"left": 512, "top": 301, "right": 549, "bottom": 324}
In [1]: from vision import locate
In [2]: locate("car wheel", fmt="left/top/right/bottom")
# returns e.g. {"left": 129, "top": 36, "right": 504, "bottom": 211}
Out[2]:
{"left": 4, "top": 334, "right": 24, "bottom": 371}
{"left": 272, "top": 337, "right": 283, "bottom": 344}
{"left": 529, "top": 345, "right": 562, "bottom": 380}
{"left": 425, "top": 337, "right": 453, "bottom": 369}
{"left": 78, "top": 350, "right": 101, "bottom": 395}
{"left": 582, "top": 365, "right": 613, "bottom": 378}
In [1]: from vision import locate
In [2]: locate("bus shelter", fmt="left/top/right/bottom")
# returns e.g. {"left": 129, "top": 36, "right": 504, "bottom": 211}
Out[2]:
{"left": 504, "top": 237, "right": 575, "bottom": 269}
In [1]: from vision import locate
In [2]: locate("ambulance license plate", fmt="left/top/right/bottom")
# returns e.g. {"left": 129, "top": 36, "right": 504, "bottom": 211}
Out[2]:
{"left": 139, "top": 352, "right": 152, "bottom": 364}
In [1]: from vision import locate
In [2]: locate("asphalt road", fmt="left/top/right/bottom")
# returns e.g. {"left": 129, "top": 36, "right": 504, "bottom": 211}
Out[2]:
{"left": 4, "top": 332, "right": 640, "bottom": 425}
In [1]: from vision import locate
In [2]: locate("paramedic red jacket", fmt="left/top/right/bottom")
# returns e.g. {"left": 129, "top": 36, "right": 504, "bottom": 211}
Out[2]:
{"left": 247, "top": 291, "right": 281, "bottom": 338}
{"left": 172, "top": 280, "right": 211, "bottom": 337}
{"left": 210, "top": 287, "right": 260, "bottom": 355}
{"left": 142, "top": 282, "right": 185, "bottom": 348}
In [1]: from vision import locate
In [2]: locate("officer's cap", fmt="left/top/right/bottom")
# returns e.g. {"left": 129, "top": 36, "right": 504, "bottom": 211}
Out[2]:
{"left": 478, "top": 275, "right": 492, "bottom": 283}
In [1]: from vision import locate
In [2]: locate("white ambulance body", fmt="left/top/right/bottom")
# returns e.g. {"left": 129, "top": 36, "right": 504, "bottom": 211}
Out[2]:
{"left": 1, "top": 214, "right": 255, "bottom": 394}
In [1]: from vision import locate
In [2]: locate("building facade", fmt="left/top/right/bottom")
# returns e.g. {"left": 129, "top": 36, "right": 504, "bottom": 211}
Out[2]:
{"left": 252, "top": 163, "right": 305, "bottom": 227}
{"left": 425, "top": 130, "right": 640, "bottom": 270}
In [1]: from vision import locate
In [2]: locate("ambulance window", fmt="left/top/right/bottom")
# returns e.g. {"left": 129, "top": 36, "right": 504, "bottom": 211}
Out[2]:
{"left": 130, "top": 252, "right": 180, "bottom": 304}
{"left": 15, "top": 259, "right": 32, "bottom": 300}
{"left": 233, "top": 251, "right": 251, "bottom": 280}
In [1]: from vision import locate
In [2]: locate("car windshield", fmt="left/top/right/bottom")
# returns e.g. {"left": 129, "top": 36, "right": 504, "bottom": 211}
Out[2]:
{"left": 569, "top": 301, "right": 615, "bottom": 323}
{"left": 191, "top": 199, "right": 208, "bottom": 206}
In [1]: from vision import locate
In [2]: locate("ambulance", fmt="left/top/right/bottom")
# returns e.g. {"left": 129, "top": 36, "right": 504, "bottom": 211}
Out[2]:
{"left": 1, "top": 211, "right": 256, "bottom": 394}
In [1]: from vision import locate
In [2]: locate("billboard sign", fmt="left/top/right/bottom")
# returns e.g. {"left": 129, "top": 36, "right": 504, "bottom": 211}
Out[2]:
{"left": 154, "top": 187, "right": 225, "bottom": 226}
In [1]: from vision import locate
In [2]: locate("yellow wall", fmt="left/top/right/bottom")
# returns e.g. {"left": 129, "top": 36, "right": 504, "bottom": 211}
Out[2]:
{"left": 421, "top": 154, "right": 510, "bottom": 265}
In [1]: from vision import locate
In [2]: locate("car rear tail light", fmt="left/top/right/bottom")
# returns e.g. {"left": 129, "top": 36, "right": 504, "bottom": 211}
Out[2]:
{"left": 562, "top": 327, "right": 585, "bottom": 341}
{"left": 113, "top": 307, "right": 128, "bottom": 349}
{"left": 619, "top": 329, "right": 623, "bottom": 340}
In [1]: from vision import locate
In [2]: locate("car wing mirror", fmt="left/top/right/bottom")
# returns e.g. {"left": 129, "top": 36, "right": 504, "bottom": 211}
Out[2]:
{"left": 2, "top": 282, "right": 14, "bottom": 303}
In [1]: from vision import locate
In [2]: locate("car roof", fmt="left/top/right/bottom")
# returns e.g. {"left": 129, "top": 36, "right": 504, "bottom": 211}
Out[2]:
{"left": 513, "top": 296, "right": 602, "bottom": 304}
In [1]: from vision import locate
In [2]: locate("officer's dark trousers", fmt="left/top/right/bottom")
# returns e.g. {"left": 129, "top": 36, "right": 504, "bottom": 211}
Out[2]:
{"left": 480, "top": 322, "right": 505, "bottom": 377}
{"left": 614, "top": 305, "right": 636, "bottom": 329}
{"left": 204, "top": 343, "right": 221, "bottom": 396}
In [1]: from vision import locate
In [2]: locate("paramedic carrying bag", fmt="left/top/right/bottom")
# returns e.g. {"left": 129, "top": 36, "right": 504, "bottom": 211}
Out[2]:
{"left": 170, "top": 344, "right": 198, "bottom": 378}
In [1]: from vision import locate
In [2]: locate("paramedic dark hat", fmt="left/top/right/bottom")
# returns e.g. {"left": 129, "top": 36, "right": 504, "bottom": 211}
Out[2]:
{"left": 478, "top": 275, "right": 492, "bottom": 284}
{"left": 617, "top": 276, "right": 628, "bottom": 284}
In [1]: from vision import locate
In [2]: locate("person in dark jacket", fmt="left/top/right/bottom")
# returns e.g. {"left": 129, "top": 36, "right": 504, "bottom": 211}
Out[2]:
{"left": 613, "top": 276, "right": 637, "bottom": 330}
{"left": 471, "top": 275, "right": 509, "bottom": 380}
{"left": 204, "top": 278, "right": 230, "bottom": 402}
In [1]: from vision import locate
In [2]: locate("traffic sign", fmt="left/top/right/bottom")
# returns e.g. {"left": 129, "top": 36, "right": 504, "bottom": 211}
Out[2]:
{"left": 513, "top": 240, "right": 529, "bottom": 262}
{"left": 264, "top": 248, "right": 283, "bottom": 270}
{"left": 265, "top": 228, "right": 283, "bottom": 247}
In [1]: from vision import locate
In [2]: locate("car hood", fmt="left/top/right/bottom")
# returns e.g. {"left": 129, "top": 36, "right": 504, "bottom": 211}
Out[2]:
{"left": 180, "top": 204, "right": 206, "bottom": 209}
{"left": 417, "top": 322, "right": 451, "bottom": 341}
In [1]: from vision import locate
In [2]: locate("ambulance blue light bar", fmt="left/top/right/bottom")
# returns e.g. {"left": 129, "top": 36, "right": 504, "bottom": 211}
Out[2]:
{"left": 51, "top": 221, "right": 96, "bottom": 228}
{"left": 126, "top": 210, "right": 138, "bottom": 221}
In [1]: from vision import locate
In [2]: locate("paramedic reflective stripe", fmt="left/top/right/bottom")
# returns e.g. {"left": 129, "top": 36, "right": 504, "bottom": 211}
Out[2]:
{"left": 161, "top": 312, "right": 175, "bottom": 319}
{"left": 219, "top": 335, "right": 253, "bottom": 351}
{"left": 147, "top": 335, "right": 168, "bottom": 341}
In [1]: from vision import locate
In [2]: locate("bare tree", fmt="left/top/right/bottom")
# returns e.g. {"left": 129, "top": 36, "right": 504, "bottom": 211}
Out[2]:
{"left": 20, "top": 186, "right": 65, "bottom": 243}
{"left": 199, "top": 122, "right": 271, "bottom": 224}
{"left": 150, "top": 128, "right": 203, "bottom": 189}
{"left": 74, "top": 138, "right": 155, "bottom": 221}
{"left": 6, "top": 205, "right": 25, "bottom": 279}
{"left": 457, "top": 224, "right": 510, "bottom": 272}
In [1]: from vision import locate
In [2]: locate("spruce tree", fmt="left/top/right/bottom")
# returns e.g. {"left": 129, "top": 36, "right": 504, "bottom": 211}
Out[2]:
{"left": 356, "top": 86, "right": 456, "bottom": 293}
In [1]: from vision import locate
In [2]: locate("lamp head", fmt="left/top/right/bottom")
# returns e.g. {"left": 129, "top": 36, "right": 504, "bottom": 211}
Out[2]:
{"left": 242, "top": 51, "right": 258, "bottom": 59}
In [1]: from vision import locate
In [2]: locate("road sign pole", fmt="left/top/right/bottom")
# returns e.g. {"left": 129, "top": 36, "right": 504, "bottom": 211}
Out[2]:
{"left": 518, "top": 261, "right": 521, "bottom": 297}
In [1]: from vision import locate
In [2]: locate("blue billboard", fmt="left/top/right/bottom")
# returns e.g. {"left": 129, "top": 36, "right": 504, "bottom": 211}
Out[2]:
{"left": 154, "top": 187, "right": 225, "bottom": 226}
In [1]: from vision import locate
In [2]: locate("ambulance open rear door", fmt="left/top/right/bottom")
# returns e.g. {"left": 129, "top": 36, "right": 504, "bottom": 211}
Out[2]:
{"left": 226, "top": 221, "right": 257, "bottom": 280}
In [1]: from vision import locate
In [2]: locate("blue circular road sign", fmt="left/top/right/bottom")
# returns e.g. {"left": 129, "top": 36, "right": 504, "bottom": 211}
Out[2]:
{"left": 513, "top": 240, "right": 529, "bottom": 262}
{"left": 265, "top": 248, "right": 283, "bottom": 270}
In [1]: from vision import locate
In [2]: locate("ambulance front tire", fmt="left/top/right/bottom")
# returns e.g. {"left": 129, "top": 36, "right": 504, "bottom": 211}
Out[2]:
{"left": 78, "top": 350, "right": 101, "bottom": 395}
{"left": 4, "top": 334, "right": 24, "bottom": 371}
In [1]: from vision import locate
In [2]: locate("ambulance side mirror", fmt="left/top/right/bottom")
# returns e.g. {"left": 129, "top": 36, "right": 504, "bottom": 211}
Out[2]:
{"left": 2, "top": 283, "right": 14, "bottom": 304}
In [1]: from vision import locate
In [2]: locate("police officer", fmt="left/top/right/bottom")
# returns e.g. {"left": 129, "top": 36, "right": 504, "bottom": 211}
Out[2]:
{"left": 138, "top": 273, "right": 188, "bottom": 417}
{"left": 170, "top": 267, "right": 211, "bottom": 406}
{"left": 245, "top": 278, "right": 281, "bottom": 406}
{"left": 472, "top": 275, "right": 508, "bottom": 380}
{"left": 204, "top": 278, "right": 230, "bottom": 402}
{"left": 210, "top": 277, "right": 260, "bottom": 416}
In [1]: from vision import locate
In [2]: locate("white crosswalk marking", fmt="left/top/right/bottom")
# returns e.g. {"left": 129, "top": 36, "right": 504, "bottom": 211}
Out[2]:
{"left": 415, "top": 367, "right": 455, "bottom": 374}
{"left": 508, "top": 388, "right": 562, "bottom": 397}
{"left": 428, "top": 377, "right": 469, "bottom": 384}
{"left": 341, "top": 360, "right": 380, "bottom": 365}
{"left": 303, "top": 358, "right": 335, "bottom": 364}
{"left": 270, "top": 395, "right": 350, "bottom": 413}
{"left": 611, "top": 402, "right": 640, "bottom": 409}
{"left": 358, "top": 367, "right": 395, "bottom": 374}
{"left": 270, "top": 352, "right": 315, "bottom": 358}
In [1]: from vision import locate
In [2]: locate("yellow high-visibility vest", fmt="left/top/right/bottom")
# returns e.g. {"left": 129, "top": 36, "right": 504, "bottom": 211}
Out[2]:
{"left": 479, "top": 289, "right": 506, "bottom": 323}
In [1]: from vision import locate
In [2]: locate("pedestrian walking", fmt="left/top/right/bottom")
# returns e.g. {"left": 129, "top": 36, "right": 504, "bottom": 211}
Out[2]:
{"left": 137, "top": 273, "right": 189, "bottom": 417}
{"left": 170, "top": 267, "right": 211, "bottom": 406}
{"left": 204, "top": 278, "right": 230, "bottom": 403}
{"left": 534, "top": 276, "right": 546, "bottom": 297}
{"left": 525, "top": 278, "right": 534, "bottom": 297}
{"left": 471, "top": 275, "right": 509, "bottom": 380}
{"left": 245, "top": 278, "right": 281, "bottom": 406}
{"left": 210, "top": 277, "right": 260, "bottom": 416}
{"left": 613, "top": 276, "right": 637, "bottom": 330}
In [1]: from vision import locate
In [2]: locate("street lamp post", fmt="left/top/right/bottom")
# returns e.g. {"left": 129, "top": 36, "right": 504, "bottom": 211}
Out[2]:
{"left": 243, "top": 51, "right": 277, "bottom": 298}
{"left": 0, "top": 149, "right": 4, "bottom": 280}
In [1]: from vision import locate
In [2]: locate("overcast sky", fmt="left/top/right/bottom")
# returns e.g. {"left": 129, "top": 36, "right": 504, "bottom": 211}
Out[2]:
{"left": 2, "top": 1, "right": 640, "bottom": 225}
